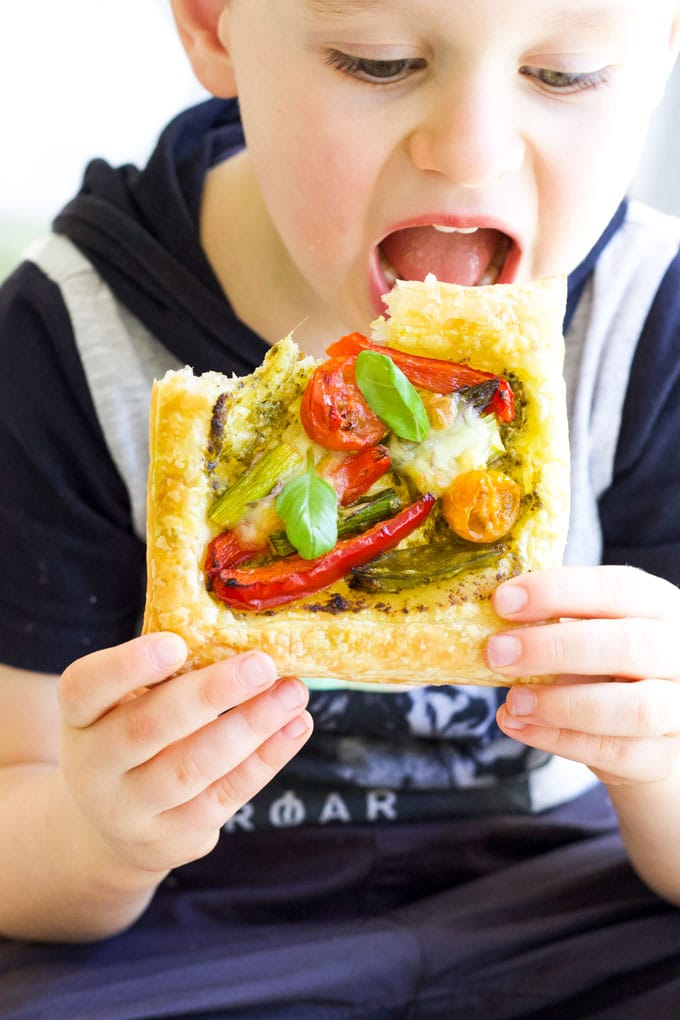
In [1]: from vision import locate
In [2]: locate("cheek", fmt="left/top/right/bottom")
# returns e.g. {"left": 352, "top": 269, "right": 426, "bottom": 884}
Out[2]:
{"left": 253, "top": 103, "right": 378, "bottom": 263}
{"left": 530, "top": 103, "right": 651, "bottom": 277}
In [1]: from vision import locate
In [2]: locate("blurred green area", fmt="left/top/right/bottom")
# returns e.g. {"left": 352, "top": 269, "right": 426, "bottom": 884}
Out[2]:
{"left": 0, "top": 217, "right": 47, "bottom": 283}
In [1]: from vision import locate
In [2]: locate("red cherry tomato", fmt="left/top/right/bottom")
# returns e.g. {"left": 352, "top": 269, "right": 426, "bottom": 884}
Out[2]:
{"left": 300, "top": 356, "right": 386, "bottom": 451}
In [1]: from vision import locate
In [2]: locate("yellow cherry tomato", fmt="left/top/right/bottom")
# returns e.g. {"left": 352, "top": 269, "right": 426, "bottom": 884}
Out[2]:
{"left": 442, "top": 469, "right": 521, "bottom": 543}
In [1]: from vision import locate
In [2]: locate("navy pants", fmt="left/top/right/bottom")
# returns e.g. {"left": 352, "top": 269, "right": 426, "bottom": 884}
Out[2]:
{"left": 2, "top": 785, "right": 680, "bottom": 1019}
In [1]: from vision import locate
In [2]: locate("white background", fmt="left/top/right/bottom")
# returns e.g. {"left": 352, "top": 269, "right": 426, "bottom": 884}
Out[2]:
{"left": 1, "top": 0, "right": 679, "bottom": 233}
{"left": 0, "top": 0, "right": 205, "bottom": 227}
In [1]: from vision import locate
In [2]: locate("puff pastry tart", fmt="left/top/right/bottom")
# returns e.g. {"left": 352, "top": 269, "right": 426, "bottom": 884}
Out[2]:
{"left": 143, "top": 275, "right": 569, "bottom": 686}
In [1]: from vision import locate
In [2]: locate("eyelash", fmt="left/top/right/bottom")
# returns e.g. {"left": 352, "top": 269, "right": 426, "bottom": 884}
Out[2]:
{"left": 325, "top": 49, "right": 611, "bottom": 96}
{"left": 519, "top": 66, "right": 611, "bottom": 94}
{"left": 324, "top": 49, "right": 427, "bottom": 85}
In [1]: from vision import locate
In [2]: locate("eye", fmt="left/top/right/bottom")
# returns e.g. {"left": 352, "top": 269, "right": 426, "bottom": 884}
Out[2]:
{"left": 325, "top": 49, "right": 427, "bottom": 85}
{"left": 519, "top": 65, "right": 610, "bottom": 94}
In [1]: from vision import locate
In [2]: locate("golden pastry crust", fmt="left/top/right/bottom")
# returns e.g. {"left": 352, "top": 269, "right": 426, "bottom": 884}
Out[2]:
{"left": 143, "top": 276, "right": 570, "bottom": 686}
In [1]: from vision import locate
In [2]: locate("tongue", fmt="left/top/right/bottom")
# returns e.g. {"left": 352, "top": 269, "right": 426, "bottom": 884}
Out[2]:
{"left": 381, "top": 226, "right": 501, "bottom": 286}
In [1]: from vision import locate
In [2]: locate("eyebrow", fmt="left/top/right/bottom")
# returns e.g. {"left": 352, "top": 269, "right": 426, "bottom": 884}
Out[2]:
{"left": 306, "top": 0, "right": 388, "bottom": 14}
{"left": 307, "top": 0, "right": 631, "bottom": 35}
{"left": 309, "top": 0, "right": 618, "bottom": 17}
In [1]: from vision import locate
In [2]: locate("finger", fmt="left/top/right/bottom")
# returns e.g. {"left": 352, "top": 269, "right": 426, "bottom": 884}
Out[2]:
{"left": 493, "top": 565, "right": 680, "bottom": 624}
{"left": 496, "top": 705, "right": 672, "bottom": 784}
{"left": 129, "top": 676, "right": 310, "bottom": 812}
{"left": 105, "top": 651, "right": 279, "bottom": 770}
{"left": 59, "top": 633, "right": 187, "bottom": 728}
{"left": 486, "top": 617, "right": 679, "bottom": 681}
{"left": 504, "top": 678, "right": 679, "bottom": 738}
{"left": 163, "top": 710, "right": 314, "bottom": 838}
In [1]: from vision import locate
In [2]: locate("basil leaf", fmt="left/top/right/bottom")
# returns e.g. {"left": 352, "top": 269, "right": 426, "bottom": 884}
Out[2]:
{"left": 275, "top": 453, "right": 338, "bottom": 560}
{"left": 355, "top": 350, "right": 430, "bottom": 442}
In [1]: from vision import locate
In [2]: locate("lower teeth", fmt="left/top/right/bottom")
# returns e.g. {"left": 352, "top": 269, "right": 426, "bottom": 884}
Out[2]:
{"left": 379, "top": 249, "right": 400, "bottom": 288}
{"left": 478, "top": 237, "right": 511, "bottom": 285}
{"left": 478, "top": 264, "right": 501, "bottom": 286}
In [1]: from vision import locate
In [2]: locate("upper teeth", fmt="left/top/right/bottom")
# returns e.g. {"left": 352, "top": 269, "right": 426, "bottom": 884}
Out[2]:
{"left": 433, "top": 224, "right": 479, "bottom": 234}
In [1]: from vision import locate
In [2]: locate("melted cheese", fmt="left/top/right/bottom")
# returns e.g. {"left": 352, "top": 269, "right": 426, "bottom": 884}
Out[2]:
{"left": 389, "top": 403, "right": 503, "bottom": 496}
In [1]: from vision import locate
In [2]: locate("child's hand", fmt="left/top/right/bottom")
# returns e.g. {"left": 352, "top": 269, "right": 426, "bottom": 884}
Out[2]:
{"left": 490, "top": 566, "right": 680, "bottom": 786}
{"left": 57, "top": 634, "right": 312, "bottom": 876}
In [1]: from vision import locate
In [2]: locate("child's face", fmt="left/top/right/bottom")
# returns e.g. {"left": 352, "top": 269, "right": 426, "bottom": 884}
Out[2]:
{"left": 218, "top": 0, "right": 679, "bottom": 329}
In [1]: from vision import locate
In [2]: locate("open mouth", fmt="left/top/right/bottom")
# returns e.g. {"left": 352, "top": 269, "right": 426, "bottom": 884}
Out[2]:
{"left": 377, "top": 224, "right": 515, "bottom": 295}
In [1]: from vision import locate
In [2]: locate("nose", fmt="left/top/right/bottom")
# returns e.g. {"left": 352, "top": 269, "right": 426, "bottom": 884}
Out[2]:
{"left": 407, "top": 75, "right": 526, "bottom": 188}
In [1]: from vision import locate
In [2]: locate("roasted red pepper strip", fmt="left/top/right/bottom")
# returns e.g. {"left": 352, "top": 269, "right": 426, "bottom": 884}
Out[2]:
{"left": 326, "top": 444, "right": 391, "bottom": 506}
{"left": 211, "top": 493, "right": 435, "bottom": 611}
{"left": 205, "top": 531, "right": 265, "bottom": 582}
{"left": 327, "top": 333, "right": 515, "bottom": 423}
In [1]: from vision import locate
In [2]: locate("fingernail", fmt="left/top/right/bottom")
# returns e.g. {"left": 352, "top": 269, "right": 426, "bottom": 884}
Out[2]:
{"left": 501, "top": 709, "right": 526, "bottom": 731}
{"left": 273, "top": 677, "right": 306, "bottom": 710}
{"left": 149, "top": 633, "right": 187, "bottom": 671}
{"left": 495, "top": 583, "right": 528, "bottom": 617}
{"left": 487, "top": 635, "right": 522, "bottom": 669}
{"left": 508, "top": 687, "right": 536, "bottom": 716}
{"left": 282, "top": 713, "right": 312, "bottom": 739}
{"left": 237, "top": 652, "right": 276, "bottom": 688}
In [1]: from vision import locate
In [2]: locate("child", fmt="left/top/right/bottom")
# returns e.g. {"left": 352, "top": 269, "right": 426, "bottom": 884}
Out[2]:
{"left": 1, "top": 0, "right": 680, "bottom": 1016}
